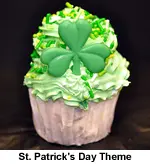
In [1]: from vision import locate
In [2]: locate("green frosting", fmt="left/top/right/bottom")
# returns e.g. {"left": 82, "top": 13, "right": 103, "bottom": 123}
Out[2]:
{"left": 33, "top": 6, "right": 118, "bottom": 54}
{"left": 24, "top": 51, "right": 130, "bottom": 109}
{"left": 24, "top": 3, "right": 130, "bottom": 110}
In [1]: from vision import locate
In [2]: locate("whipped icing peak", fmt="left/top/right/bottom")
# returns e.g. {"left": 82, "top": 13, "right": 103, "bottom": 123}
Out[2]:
{"left": 24, "top": 3, "right": 130, "bottom": 109}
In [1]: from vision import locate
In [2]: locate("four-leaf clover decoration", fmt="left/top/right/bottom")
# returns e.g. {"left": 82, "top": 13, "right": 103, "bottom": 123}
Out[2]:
{"left": 40, "top": 19, "right": 111, "bottom": 77}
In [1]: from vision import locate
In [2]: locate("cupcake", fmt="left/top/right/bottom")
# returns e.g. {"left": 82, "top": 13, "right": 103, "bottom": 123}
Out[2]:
{"left": 24, "top": 2, "right": 130, "bottom": 146}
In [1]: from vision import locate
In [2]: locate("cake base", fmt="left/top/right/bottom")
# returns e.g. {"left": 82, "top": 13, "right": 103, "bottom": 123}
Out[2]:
{"left": 29, "top": 89, "right": 119, "bottom": 146}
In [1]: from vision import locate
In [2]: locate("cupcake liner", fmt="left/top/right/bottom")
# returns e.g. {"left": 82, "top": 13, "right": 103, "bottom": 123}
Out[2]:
{"left": 29, "top": 89, "right": 119, "bottom": 146}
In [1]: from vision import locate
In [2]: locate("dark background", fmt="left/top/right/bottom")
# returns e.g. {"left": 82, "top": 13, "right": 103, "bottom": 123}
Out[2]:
{"left": 1, "top": 0, "right": 150, "bottom": 149}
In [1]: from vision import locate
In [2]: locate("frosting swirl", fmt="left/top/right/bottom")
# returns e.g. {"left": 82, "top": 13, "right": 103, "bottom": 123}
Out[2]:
{"left": 24, "top": 51, "right": 130, "bottom": 109}
{"left": 24, "top": 3, "right": 130, "bottom": 109}
{"left": 33, "top": 6, "right": 118, "bottom": 54}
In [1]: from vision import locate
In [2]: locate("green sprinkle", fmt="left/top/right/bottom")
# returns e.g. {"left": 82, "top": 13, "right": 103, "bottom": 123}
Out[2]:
{"left": 89, "top": 90, "right": 94, "bottom": 98}
{"left": 46, "top": 40, "right": 55, "bottom": 47}
{"left": 90, "top": 72, "right": 93, "bottom": 77}
{"left": 97, "top": 22, "right": 104, "bottom": 33}
{"left": 38, "top": 35, "right": 46, "bottom": 39}
{"left": 79, "top": 100, "right": 88, "bottom": 109}
{"left": 70, "top": 13, "right": 77, "bottom": 18}
{"left": 70, "top": 10, "right": 75, "bottom": 14}
{"left": 30, "top": 62, "right": 34, "bottom": 67}
{"left": 30, "top": 67, "right": 35, "bottom": 72}
{"left": 81, "top": 75, "right": 88, "bottom": 81}
{"left": 35, "top": 68, "right": 41, "bottom": 73}
{"left": 84, "top": 81, "right": 94, "bottom": 98}
{"left": 36, "top": 40, "right": 43, "bottom": 49}
{"left": 84, "top": 10, "right": 90, "bottom": 16}
{"left": 103, "top": 36, "right": 107, "bottom": 42}
{"left": 86, "top": 69, "right": 90, "bottom": 74}
{"left": 32, "top": 66, "right": 47, "bottom": 74}
{"left": 77, "top": 7, "right": 80, "bottom": 12}
{"left": 110, "top": 41, "right": 114, "bottom": 49}
{"left": 60, "top": 44, "right": 66, "bottom": 48}
{"left": 73, "top": 13, "right": 77, "bottom": 17}
{"left": 59, "top": 11, "right": 65, "bottom": 18}
{"left": 46, "top": 13, "right": 51, "bottom": 24}
{"left": 86, "top": 69, "right": 93, "bottom": 77}
{"left": 51, "top": 40, "right": 56, "bottom": 44}
{"left": 66, "top": 2, "right": 73, "bottom": 8}
{"left": 30, "top": 51, "right": 39, "bottom": 58}
{"left": 85, "top": 82, "right": 91, "bottom": 88}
